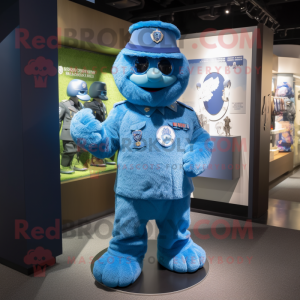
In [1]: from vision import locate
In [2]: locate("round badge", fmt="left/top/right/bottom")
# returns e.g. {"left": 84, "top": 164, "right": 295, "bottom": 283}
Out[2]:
{"left": 156, "top": 126, "right": 175, "bottom": 147}
{"left": 82, "top": 82, "right": 87, "bottom": 88}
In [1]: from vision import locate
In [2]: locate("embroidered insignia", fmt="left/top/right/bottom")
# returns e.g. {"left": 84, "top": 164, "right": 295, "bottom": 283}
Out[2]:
{"left": 144, "top": 107, "right": 150, "bottom": 112}
{"left": 151, "top": 29, "right": 164, "bottom": 44}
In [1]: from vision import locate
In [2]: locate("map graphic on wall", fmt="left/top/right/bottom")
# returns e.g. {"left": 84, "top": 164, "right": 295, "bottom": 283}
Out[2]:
{"left": 187, "top": 56, "right": 247, "bottom": 122}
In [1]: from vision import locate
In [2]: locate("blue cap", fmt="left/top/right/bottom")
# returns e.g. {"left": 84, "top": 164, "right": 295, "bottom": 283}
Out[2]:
{"left": 67, "top": 79, "right": 91, "bottom": 101}
{"left": 124, "top": 21, "right": 183, "bottom": 59}
{"left": 196, "top": 82, "right": 201, "bottom": 88}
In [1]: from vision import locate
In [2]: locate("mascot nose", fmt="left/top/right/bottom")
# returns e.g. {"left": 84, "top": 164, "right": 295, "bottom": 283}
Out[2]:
{"left": 147, "top": 68, "right": 162, "bottom": 82}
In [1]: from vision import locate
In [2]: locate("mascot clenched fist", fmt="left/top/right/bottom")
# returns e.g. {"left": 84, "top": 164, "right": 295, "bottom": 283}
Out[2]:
{"left": 71, "top": 21, "right": 213, "bottom": 288}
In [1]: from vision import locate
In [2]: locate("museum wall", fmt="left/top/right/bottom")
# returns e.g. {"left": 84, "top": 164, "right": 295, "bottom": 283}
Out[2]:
{"left": 57, "top": 0, "right": 132, "bottom": 54}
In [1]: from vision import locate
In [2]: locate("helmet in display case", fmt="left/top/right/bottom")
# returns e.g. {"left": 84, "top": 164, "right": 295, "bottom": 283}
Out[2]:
{"left": 89, "top": 81, "right": 108, "bottom": 100}
{"left": 67, "top": 79, "right": 91, "bottom": 101}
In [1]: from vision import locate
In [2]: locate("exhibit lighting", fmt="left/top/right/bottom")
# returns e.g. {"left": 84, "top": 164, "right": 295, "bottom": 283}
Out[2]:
{"left": 225, "top": 4, "right": 231, "bottom": 14}
{"left": 240, "top": 0, "right": 247, "bottom": 12}
{"left": 255, "top": 11, "right": 265, "bottom": 22}
{"left": 245, "top": 4, "right": 255, "bottom": 19}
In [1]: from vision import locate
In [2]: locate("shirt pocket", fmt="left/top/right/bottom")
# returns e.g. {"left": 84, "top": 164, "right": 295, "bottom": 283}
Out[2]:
{"left": 130, "top": 121, "right": 146, "bottom": 150}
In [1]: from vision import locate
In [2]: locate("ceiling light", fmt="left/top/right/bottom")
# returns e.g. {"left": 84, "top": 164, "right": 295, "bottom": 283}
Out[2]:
{"left": 225, "top": 4, "right": 231, "bottom": 14}
{"left": 240, "top": 1, "right": 247, "bottom": 12}
{"left": 246, "top": 5, "right": 255, "bottom": 19}
{"left": 255, "top": 11, "right": 265, "bottom": 22}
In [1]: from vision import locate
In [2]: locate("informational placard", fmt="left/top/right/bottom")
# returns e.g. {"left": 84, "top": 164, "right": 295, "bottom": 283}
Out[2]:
{"left": 187, "top": 55, "right": 247, "bottom": 118}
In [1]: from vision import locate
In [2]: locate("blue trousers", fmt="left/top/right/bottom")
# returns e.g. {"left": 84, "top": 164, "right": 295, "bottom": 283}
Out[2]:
{"left": 93, "top": 194, "right": 206, "bottom": 287}
{"left": 108, "top": 194, "right": 192, "bottom": 259}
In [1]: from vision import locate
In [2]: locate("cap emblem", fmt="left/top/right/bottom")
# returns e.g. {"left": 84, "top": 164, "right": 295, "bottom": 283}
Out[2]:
{"left": 151, "top": 29, "right": 164, "bottom": 44}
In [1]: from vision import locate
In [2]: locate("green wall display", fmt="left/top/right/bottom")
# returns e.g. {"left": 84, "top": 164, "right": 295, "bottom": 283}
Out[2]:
{"left": 58, "top": 47, "right": 125, "bottom": 182}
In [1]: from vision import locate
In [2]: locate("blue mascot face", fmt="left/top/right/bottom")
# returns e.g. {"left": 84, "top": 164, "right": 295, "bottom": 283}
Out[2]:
{"left": 112, "top": 21, "right": 190, "bottom": 108}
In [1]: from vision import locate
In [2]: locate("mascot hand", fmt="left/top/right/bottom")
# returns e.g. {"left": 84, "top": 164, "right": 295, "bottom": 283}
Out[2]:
{"left": 182, "top": 143, "right": 212, "bottom": 177}
{"left": 70, "top": 108, "right": 103, "bottom": 146}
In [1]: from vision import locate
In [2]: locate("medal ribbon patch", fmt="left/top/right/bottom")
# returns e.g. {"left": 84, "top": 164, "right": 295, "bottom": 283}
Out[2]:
{"left": 132, "top": 130, "right": 145, "bottom": 149}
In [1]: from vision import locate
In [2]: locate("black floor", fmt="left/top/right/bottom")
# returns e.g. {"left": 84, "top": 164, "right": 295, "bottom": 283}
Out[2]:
{"left": 255, "top": 198, "right": 300, "bottom": 231}
{"left": 255, "top": 166, "right": 300, "bottom": 231}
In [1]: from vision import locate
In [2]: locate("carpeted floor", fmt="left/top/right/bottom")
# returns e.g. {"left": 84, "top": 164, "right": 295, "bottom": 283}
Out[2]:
{"left": 1, "top": 212, "right": 300, "bottom": 300}
{"left": 269, "top": 177, "right": 300, "bottom": 203}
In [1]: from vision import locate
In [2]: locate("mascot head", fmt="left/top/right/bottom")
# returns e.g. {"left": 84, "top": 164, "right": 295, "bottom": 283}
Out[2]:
{"left": 113, "top": 21, "right": 190, "bottom": 107}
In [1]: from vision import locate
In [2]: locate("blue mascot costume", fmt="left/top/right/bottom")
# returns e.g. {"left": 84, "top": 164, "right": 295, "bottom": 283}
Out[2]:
{"left": 71, "top": 21, "right": 213, "bottom": 287}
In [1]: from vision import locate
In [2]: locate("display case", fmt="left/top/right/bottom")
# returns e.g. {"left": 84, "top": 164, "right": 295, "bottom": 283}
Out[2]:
{"left": 58, "top": 47, "right": 124, "bottom": 184}
{"left": 269, "top": 74, "right": 297, "bottom": 180}
{"left": 57, "top": 47, "right": 127, "bottom": 226}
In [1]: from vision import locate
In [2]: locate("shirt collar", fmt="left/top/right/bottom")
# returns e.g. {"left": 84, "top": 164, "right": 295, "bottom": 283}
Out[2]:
{"left": 134, "top": 102, "right": 177, "bottom": 117}
{"left": 167, "top": 102, "right": 177, "bottom": 112}
{"left": 69, "top": 98, "right": 81, "bottom": 108}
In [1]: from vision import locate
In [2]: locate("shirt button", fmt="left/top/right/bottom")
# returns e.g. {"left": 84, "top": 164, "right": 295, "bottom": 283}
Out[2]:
{"left": 144, "top": 107, "right": 150, "bottom": 112}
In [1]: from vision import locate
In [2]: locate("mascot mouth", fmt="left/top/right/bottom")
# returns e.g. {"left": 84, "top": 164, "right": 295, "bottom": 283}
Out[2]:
{"left": 129, "top": 69, "right": 177, "bottom": 93}
{"left": 140, "top": 87, "right": 165, "bottom": 93}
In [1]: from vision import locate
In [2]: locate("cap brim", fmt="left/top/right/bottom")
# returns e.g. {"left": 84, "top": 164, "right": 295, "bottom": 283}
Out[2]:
{"left": 99, "top": 95, "right": 108, "bottom": 100}
{"left": 77, "top": 94, "right": 91, "bottom": 101}
{"left": 121, "top": 48, "right": 184, "bottom": 59}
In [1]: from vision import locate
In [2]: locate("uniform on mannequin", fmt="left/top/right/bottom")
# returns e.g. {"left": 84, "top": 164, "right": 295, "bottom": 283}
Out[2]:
{"left": 59, "top": 79, "right": 91, "bottom": 174}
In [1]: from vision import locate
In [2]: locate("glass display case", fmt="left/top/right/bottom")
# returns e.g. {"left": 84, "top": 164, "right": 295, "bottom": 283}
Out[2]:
{"left": 58, "top": 47, "right": 124, "bottom": 183}
{"left": 270, "top": 74, "right": 300, "bottom": 165}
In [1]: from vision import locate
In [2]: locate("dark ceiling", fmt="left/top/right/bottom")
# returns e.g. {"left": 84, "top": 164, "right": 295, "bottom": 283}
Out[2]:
{"left": 71, "top": 0, "right": 300, "bottom": 45}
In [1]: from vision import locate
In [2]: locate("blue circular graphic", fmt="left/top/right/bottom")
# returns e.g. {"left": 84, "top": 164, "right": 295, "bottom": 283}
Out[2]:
{"left": 203, "top": 72, "right": 225, "bottom": 115}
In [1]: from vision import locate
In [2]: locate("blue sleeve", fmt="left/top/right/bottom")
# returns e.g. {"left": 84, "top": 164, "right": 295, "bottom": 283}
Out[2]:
{"left": 70, "top": 105, "right": 127, "bottom": 159}
{"left": 183, "top": 111, "right": 214, "bottom": 177}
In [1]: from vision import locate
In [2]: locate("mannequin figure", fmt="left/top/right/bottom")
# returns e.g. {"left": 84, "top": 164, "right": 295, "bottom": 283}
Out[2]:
{"left": 59, "top": 79, "right": 91, "bottom": 174}
{"left": 84, "top": 81, "right": 116, "bottom": 166}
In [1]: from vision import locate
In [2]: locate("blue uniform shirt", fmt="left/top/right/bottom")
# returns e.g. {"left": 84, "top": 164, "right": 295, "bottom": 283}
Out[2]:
{"left": 71, "top": 100, "right": 212, "bottom": 200}
{"left": 98, "top": 101, "right": 206, "bottom": 200}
